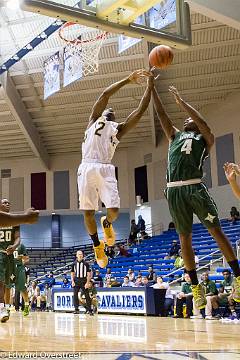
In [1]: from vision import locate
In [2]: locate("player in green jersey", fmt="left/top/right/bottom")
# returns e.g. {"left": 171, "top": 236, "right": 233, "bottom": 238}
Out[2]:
{"left": 0, "top": 199, "right": 38, "bottom": 323}
{"left": 0, "top": 199, "right": 20, "bottom": 322}
{"left": 13, "top": 243, "right": 30, "bottom": 316}
{"left": 152, "top": 83, "right": 240, "bottom": 310}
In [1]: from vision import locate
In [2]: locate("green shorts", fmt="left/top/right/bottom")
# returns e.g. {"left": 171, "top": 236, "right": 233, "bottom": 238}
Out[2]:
{"left": 166, "top": 183, "right": 220, "bottom": 235}
{"left": 15, "top": 264, "right": 27, "bottom": 292}
{"left": 0, "top": 252, "right": 15, "bottom": 287}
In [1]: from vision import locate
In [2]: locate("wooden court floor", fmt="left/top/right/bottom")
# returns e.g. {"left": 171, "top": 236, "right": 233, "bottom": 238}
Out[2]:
{"left": 0, "top": 312, "right": 240, "bottom": 359}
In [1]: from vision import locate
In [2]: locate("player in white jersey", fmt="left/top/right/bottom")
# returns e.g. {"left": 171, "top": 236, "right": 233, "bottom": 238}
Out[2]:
{"left": 78, "top": 69, "right": 153, "bottom": 268}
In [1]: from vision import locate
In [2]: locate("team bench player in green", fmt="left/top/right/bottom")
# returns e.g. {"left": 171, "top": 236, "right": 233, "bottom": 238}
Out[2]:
{"left": 0, "top": 199, "right": 38, "bottom": 322}
{"left": 13, "top": 243, "right": 30, "bottom": 316}
{"left": 152, "top": 81, "right": 240, "bottom": 309}
{"left": 5, "top": 242, "right": 30, "bottom": 318}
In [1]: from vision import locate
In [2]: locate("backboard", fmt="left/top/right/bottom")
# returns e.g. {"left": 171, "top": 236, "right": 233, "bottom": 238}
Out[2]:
{"left": 20, "top": 0, "right": 192, "bottom": 49}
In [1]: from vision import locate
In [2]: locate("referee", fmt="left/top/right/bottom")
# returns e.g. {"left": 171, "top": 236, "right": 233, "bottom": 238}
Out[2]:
{"left": 71, "top": 250, "right": 93, "bottom": 315}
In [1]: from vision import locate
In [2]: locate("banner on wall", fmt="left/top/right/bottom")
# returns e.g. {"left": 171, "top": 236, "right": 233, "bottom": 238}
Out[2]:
{"left": 63, "top": 46, "right": 83, "bottom": 87}
{"left": 43, "top": 52, "right": 60, "bottom": 100}
{"left": 97, "top": 289, "right": 146, "bottom": 313}
{"left": 53, "top": 288, "right": 148, "bottom": 314}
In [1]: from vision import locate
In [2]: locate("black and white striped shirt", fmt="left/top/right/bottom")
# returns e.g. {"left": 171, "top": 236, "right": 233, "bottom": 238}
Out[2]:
{"left": 71, "top": 260, "right": 90, "bottom": 279}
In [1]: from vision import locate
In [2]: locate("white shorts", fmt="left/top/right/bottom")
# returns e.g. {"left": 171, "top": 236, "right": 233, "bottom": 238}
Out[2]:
{"left": 77, "top": 162, "right": 120, "bottom": 210}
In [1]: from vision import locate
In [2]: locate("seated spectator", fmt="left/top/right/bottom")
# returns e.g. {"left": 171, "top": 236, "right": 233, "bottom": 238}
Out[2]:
{"left": 201, "top": 272, "right": 218, "bottom": 297}
{"left": 147, "top": 266, "right": 157, "bottom": 282}
{"left": 174, "top": 250, "right": 184, "bottom": 269}
{"left": 122, "top": 276, "right": 134, "bottom": 287}
{"left": 93, "top": 269, "right": 103, "bottom": 287}
{"left": 142, "top": 276, "right": 151, "bottom": 287}
{"left": 105, "top": 246, "right": 115, "bottom": 259}
{"left": 104, "top": 278, "right": 120, "bottom": 288}
{"left": 110, "top": 278, "right": 121, "bottom": 287}
{"left": 105, "top": 279, "right": 112, "bottom": 288}
{"left": 45, "top": 271, "right": 55, "bottom": 288}
{"left": 165, "top": 240, "right": 180, "bottom": 259}
{"left": 195, "top": 253, "right": 199, "bottom": 269}
{"left": 29, "top": 281, "right": 40, "bottom": 311}
{"left": 129, "top": 219, "right": 139, "bottom": 245}
{"left": 210, "top": 269, "right": 237, "bottom": 319}
{"left": 134, "top": 275, "right": 143, "bottom": 287}
{"left": 192, "top": 272, "right": 218, "bottom": 319}
{"left": 43, "top": 283, "right": 52, "bottom": 311}
{"left": 118, "top": 244, "right": 131, "bottom": 257}
{"left": 104, "top": 267, "right": 112, "bottom": 284}
{"left": 230, "top": 206, "right": 240, "bottom": 224}
{"left": 152, "top": 276, "right": 174, "bottom": 316}
{"left": 168, "top": 222, "right": 175, "bottom": 231}
{"left": 175, "top": 273, "right": 193, "bottom": 318}
{"left": 127, "top": 268, "right": 135, "bottom": 282}
{"left": 79, "top": 280, "right": 98, "bottom": 314}
{"left": 61, "top": 278, "right": 71, "bottom": 288}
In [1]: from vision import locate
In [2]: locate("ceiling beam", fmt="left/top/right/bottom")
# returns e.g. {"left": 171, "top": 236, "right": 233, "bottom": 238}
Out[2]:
{"left": 187, "top": 0, "right": 240, "bottom": 30}
{"left": 15, "top": 71, "right": 134, "bottom": 90}
{"left": 0, "top": 72, "right": 50, "bottom": 168}
{"left": 21, "top": 83, "right": 146, "bottom": 101}
{"left": 9, "top": 53, "right": 144, "bottom": 76}
{"left": 20, "top": 69, "right": 240, "bottom": 103}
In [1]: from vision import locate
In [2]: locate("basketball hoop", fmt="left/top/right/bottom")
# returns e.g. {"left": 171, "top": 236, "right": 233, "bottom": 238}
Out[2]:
{"left": 59, "top": 22, "right": 108, "bottom": 77}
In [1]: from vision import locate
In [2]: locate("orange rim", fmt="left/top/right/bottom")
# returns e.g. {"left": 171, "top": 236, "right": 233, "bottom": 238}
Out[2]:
{"left": 59, "top": 22, "right": 108, "bottom": 45}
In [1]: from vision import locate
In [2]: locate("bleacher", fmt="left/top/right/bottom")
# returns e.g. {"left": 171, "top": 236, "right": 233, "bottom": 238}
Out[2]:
{"left": 94, "top": 219, "right": 240, "bottom": 282}
{"left": 28, "top": 243, "right": 94, "bottom": 279}
{"left": 30, "top": 219, "right": 240, "bottom": 286}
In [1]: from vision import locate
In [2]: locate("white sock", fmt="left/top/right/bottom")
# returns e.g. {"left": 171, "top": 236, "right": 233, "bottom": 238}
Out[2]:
{"left": 5, "top": 304, "right": 10, "bottom": 309}
{"left": 25, "top": 302, "right": 29, "bottom": 306}
{"left": 0, "top": 303, "right": 4, "bottom": 310}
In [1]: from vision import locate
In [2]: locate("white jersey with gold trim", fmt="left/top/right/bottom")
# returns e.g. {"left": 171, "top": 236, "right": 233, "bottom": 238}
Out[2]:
{"left": 82, "top": 116, "right": 119, "bottom": 163}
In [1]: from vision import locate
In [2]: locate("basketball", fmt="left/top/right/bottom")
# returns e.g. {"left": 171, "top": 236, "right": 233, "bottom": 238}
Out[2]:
{"left": 149, "top": 45, "right": 174, "bottom": 69}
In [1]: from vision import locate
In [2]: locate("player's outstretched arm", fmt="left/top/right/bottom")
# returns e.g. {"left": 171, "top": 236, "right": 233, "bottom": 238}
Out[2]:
{"left": 88, "top": 69, "right": 151, "bottom": 126}
{"left": 169, "top": 86, "right": 214, "bottom": 149}
{"left": 152, "top": 86, "right": 177, "bottom": 141}
{"left": 224, "top": 162, "right": 240, "bottom": 199}
{"left": 0, "top": 208, "right": 39, "bottom": 227}
{"left": 116, "top": 75, "right": 153, "bottom": 139}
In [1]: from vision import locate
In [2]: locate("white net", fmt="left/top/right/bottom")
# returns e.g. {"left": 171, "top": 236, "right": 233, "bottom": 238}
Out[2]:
{"left": 59, "top": 22, "right": 107, "bottom": 77}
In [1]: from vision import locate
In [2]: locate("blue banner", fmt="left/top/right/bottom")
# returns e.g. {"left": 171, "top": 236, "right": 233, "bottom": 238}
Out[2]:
{"left": 63, "top": 46, "right": 83, "bottom": 87}
{"left": 43, "top": 52, "right": 60, "bottom": 100}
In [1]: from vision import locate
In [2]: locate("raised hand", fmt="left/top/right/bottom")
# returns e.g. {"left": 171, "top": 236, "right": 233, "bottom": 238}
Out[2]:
{"left": 224, "top": 162, "right": 240, "bottom": 182}
{"left": 150, "top": 66, "right": 161, "bottom": 81}
{"left": 169, "top": 85, "right": 182, "bottom": 104}
{"left": 6, "top": 245, "right": 16, "bottom": 255}
{"left": 24, "top": 208, "right": 39, "bottom": 224}
{"left": 128, "top": 69, "right": 151, "bottom": 84}
{"left": 147, "top": 73, "right": 155, "bottom": 89}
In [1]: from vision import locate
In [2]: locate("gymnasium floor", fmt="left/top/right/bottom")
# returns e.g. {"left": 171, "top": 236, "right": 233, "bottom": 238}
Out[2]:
{"left": 1, "top": 312, "right": 240, "bottom": 359}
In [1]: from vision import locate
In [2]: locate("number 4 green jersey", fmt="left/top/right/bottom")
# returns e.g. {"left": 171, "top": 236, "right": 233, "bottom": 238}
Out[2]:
{"left": 0, "top": 226, "right": 19, "bottom": 250}
{"left": 167, "top": 131, "right": 208, "bottom": 182}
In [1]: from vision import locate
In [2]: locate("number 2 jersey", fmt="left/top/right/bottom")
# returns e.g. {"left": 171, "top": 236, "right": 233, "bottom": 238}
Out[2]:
{"left": 0, "top": 226, "right": 19, "bottom": 251}
{"left": 82, "top": 116, "right": 119, "bottom": 163}
{"left": 167, "top": 131, "right": 208, "bottom": 182}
